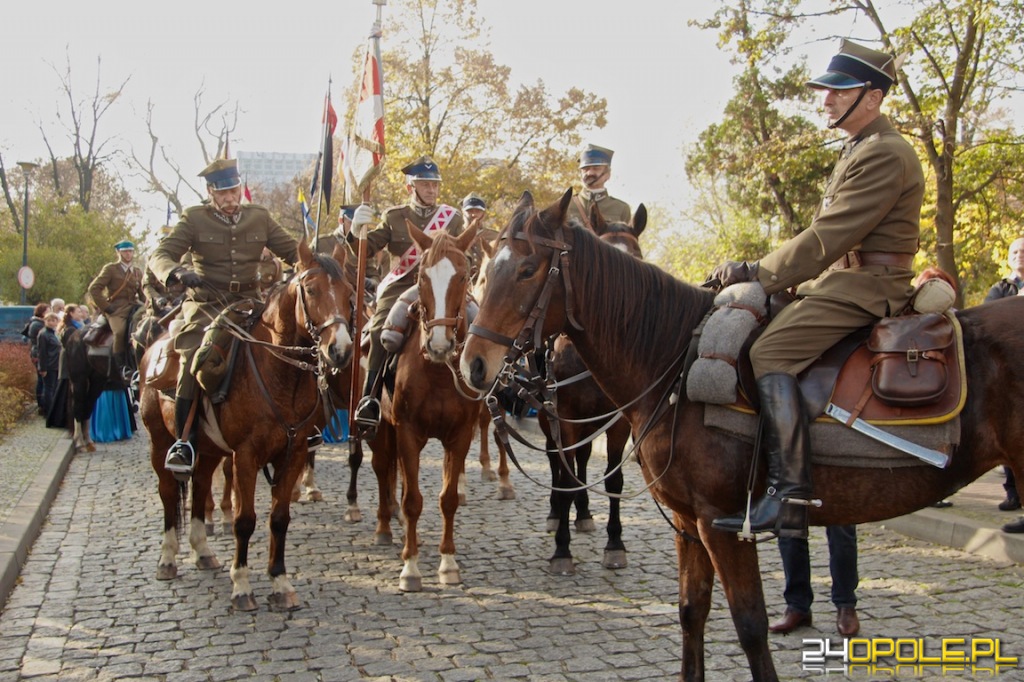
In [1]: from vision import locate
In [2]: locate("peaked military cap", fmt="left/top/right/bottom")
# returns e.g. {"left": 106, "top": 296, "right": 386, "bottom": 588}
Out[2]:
{"left": 579, "top": 144, "right": 614, "bottom": 168}
{"left": 462, "top": 193, "right": 486, "bottom": 211}
{"left": 402, "top": 155, "right": 442, "bottom": 182}
{"left": 114, "top": 240, "right": 135, "bottom": 251}
{"left": 807, "top": 39, "right": 898, "bottom": 95}
{"left": 199, "top": 158, "right": 242, "bottom": 190}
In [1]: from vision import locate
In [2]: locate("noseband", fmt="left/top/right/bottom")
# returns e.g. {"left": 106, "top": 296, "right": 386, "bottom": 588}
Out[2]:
{"left": 295, "top": 266, "right": 348, "bottom": 343}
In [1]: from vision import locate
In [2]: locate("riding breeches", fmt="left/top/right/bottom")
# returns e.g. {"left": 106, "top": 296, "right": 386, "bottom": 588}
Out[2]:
{"left": 364, "top": 283, "right": 408, "bottom": 383}
{"left": 750, "top": 296, "right": 878, "bottom": 379}
{"left": 108, "top": 313, "right": 130, "bottom": 356}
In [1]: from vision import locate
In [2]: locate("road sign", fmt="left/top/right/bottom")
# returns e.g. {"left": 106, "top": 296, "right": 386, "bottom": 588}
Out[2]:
{"left": 17, "top": 266, "right": 35, "bottom": 290}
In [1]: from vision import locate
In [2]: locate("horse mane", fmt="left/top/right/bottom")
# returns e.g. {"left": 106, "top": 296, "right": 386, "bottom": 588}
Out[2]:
{"left": 520, "top": 209, "right": 715, "bottom": 370}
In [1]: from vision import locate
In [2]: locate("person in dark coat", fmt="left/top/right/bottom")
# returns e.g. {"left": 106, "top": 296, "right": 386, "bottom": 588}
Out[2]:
{"left": 36, "top": 313, "right": 61, "bottom": 416}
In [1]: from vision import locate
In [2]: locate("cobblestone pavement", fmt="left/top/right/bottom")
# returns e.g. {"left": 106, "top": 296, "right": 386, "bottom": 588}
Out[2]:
{"left": 1, "top": 424, "right": 1023, "bottom": 681}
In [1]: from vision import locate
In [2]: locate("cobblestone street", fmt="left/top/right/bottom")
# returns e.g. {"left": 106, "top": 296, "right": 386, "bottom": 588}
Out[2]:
{"left": 1, "top": 424, "right": 1023, "bottom": 681}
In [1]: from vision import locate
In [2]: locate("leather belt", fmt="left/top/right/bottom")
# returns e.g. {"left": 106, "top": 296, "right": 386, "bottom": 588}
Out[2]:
{"left": 829, "top": 251, "right": 914, "bottom": 271}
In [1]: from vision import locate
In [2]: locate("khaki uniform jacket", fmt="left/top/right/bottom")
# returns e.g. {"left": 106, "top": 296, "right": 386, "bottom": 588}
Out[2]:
{"left": 149, "top": 203, "right": 299, "bottom": 349}
{"left": 88, "top": 261, "right": 145, "bottom": 315}
{"left": 365, "top": 203, "right": 465, "bottom": 303}
{"left": 567, "top": 190, "right": 631, "bottom": 227}
{"left": 757, "top": 116, "right": 923, "bottom": 318}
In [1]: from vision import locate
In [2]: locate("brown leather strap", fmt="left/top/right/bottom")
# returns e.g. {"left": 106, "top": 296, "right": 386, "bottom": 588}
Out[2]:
{"left": 829, "top": 251, "right": 914, "bottom": 270}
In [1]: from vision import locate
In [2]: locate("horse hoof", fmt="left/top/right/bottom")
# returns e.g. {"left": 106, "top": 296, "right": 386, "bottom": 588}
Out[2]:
{"left": 375, "top": 532, "right": 393, "bottom": 546}
{"left": 86, "top": 443, "right": 96, "bottom": 453}
{"left": 575, "top": 518, "right": 597, "bottom": 533}
{"left": 195, "top": 555, "right": 222, "bottom": 571}
{"left": 399, "top": 575, "right": 423, "bottom": 592}
{"left": 438, "top": 569, "right": 462, "bottom": 585}
{"left": 155, "top": 563, "right": 177, "bottom": 581}
{"left": 344, "top": 508, "right": 363, "bottom": 524}
{"left": 481, "top": 468, "right": 497, "bottom": 482}
{"left": 545, "top": 518, "right": 558, "bottom": 533}
{"left": 268, "top": 591, "right": 301, "bottom": 611}
{"left": 549, "top": 557, "right": 576, "bottom": 576}
{"left": 304, "top": 489, "right": 323, "bottom": 502}
{"left": 498, "top": 486, "right": 516, "bottom": 501}
{"left": 602, "top": 549, "right": 628, "bottom": 570}
{"left": 231, "top": 593, "right": 260, "bottom": 612}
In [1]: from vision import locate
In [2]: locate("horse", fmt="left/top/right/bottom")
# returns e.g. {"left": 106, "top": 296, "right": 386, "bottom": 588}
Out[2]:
{"left": 461, "top": 189, "right": 1024, "bottom": 681}
{"left": 62, "top": 323, "right": 134, "bottom": 452}
{"left": 368, "top": 220, "right": 482, "bottom": 592}
{"left": 139, "top": 239, "right": 354, "bottom": 611}
{"left": 537, "top": 203, "right": 646, "bottom": 575}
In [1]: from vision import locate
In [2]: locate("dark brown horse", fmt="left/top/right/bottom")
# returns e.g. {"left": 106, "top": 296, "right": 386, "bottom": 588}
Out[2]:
{"left": 140, "top": 239, "right": 354, "bottom": 611}
{"left": 369, "top": 221, "right": 481, "bottom": 591}
{"left": 461, "top": 190, "right": 1024, "bottom": 682}
{"left": 538, "top": 203, "right": 646, "bottom": 575}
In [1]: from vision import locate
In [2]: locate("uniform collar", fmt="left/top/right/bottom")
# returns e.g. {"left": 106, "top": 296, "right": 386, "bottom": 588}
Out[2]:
{"left": 580, "top": 188, "right": 608, "bottom": 202}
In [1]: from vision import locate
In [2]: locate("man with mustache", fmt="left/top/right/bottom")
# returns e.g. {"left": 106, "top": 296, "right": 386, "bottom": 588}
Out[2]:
{"left": 566, "top": 144, "right": 631, "bottom": 227}
{"left": 150, "top": 158, "right": 299, "bottom": 476}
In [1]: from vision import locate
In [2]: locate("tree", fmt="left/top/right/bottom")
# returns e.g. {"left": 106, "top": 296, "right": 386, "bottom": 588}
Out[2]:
{"left": 352, "top": 0, "right": 609, "bottom": 217}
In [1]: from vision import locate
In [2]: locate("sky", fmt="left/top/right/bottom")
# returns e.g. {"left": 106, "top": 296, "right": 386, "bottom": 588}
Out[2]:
{"left": 1, "top": 1, "right": 844, "bottom": 233}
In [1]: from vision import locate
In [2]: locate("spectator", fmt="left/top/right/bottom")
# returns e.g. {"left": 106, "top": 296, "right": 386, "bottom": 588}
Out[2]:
{"left": 36, "top": 312, "right": 61, "bottom": 417}
{"left": 50, "top": 298, "right": 66, "bottom": 320}
{"left": 23, "top": 302, "right": 50, "bottom": 414}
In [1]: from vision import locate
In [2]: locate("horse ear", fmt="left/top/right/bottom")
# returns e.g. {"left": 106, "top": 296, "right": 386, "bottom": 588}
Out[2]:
{"left": 331, "top": 241, "right": 348, "bottom": 268}
{"left": 590, "top": 204, "right": 607, "bottom": 235}
{"left": 539, "top": 188, "right": 574, "bottom": 228}
{"left": 480, "top": 235, "right": 497, "bottom": 259}
{"left": 632, "top": 204, "right": 647, "bottom": 238}
{"left": 407, "top": 219, "right": 433, "bottom": 251}
{"left": 455, "top": 217, "right": 481, "bottom": 252}
{"left": 298, "top": 238, "right": 314, "bottom": 268}
{"left": 514, "top": 191, "right": 534, "bottom": 215}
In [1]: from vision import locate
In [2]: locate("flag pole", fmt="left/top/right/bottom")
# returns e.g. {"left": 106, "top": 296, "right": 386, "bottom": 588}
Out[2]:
{"left": 313, "top": 78, "right": 333, "bottom": 251}
{"left": 349, "top": 0, "right": 386, "bottom": 441}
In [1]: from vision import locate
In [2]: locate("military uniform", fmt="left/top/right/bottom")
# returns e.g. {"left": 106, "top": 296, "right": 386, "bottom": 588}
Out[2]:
{"left": 87, "top": 244, "right": 145, "bottom": 359}
{"left": 143, "top": 265, "right": 185, "bottom": 313}
{"left": 750, "top": 114, "right": 923, "bottom": 378}
{"left": 566, "top": 190, "right": 631, "bottom": 226}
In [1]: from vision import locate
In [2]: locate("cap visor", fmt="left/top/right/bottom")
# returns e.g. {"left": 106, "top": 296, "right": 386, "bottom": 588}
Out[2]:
{"left": 807, "top": 71, "right": 865, "bottom": 90}
{"left": 210, "top": 179, "right": 242, "bottom": 190}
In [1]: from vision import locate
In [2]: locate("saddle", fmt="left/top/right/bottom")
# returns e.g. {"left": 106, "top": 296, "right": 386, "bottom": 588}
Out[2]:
{"left": 83, "top": 317, "right": 113, "bottom": 356}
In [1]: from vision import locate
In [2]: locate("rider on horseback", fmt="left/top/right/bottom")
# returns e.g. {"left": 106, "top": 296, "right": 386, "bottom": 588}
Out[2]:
{"left": 710, "top": 40, "right": 924, "bottom": 539}
{"left": 149, "top": 158, "right": 299, "bottom": 476}
{"left": 87, "top": 240, "right": 146, "bottom": 378}
{"left": 349, "top": 155, "right": 465, "bottom": 438}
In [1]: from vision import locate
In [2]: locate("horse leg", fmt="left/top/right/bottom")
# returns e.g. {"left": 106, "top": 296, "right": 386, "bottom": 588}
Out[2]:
{"left": 204, "top": 480, "right": 216, "bottom": 536}
{"left": 344, "top": 438, "right": 364, "bottom": 523}
{"left": 371, "top": 425, "right": 397, "bottom": 545}
{"left": 437, "top": 429, "right": 473, "bottom": 586}
{"left": 228, "top": 453, "right": 261, "bottom": 612}
{"left": 546, "top": 430, "right": 576, "bottom": 576}
{"left": 220, "top": 457, "right": 234, "bottom": 535}
{"left": 698, "top": 519, "right": 779, "bottom": 682}
{"left": 601, "top": 423, "right": 629, "bottom": 569}
{"left": 493, "top": 423, "right": 515, "bottom": 501}
{"left": 301, "top": 451, "right": 323, "bottom": 502}
{"left": 189, "top": 456, "right": 222, "bottom": 571}
{"left": 154, "top": 470, "right": 182, "bottom": 580}
{"left": 396, "top": 429, "right": 428, "bottom": 592}
{"left": 266, "top": 447, "right": 306, "bottom": 611}
{"left": 477, "top": 406, "right": 497, "bottom": 482}
{"left": 674, "top": 514, "right": 713, "bottom": 682}
{"left": 573, "top": 439, "right": 596, "bottom": 533}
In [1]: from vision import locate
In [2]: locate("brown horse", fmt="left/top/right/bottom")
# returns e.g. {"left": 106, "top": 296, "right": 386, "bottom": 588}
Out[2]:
{"left": 368, "top": 221, "right": 482, "bottom": 592}
{"left": 140, "top": 239, "right": 354, "bottom": 611}
{"left": 538, "top": 203, "right": 646, "bottom": 575}
{"left": 462, "top": 190, "right": 1024, "bottom": 682}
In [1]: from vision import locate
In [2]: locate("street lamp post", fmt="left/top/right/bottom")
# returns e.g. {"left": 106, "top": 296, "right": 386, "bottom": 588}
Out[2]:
{"left": 17, "top": 161, "right": 39, "bottom": 305}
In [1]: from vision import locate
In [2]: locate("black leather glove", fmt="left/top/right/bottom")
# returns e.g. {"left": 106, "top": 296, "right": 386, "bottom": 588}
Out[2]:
{"left": 177, "top": 270, "right": 202, "bottom": 288}
{"left": 711, "top": 260, "right": 759, "bottom": 288}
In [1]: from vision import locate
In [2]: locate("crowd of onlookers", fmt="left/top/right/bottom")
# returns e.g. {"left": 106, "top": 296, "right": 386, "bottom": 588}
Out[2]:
{"left": 22, "top": 298, "right": 91, "bottom": 419}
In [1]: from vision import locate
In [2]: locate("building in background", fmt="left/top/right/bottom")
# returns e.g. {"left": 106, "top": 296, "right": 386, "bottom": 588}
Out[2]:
{"left": 237, "top": 151, "right": 317, "bottom": 190}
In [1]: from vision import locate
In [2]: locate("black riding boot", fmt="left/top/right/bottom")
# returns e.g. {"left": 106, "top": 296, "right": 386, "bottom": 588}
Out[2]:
{"left": 165, "top": 397, "right": 196, "bottom": 476}
{"left": 712, "top": 373, "right": 813, "bottom": 539}
{"left": 354, "top": 369, "right": 381, "bottom": 440}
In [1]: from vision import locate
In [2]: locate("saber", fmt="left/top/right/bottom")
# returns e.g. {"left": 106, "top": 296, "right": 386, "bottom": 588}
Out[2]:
{"left": 824, "top": 403, "right": 950, "bottom": 469}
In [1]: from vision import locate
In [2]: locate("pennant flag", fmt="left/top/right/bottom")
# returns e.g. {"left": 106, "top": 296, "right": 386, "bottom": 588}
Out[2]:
{"left": 310, "top": 91, "right": 338, "bottom": 213}
{"left": 343, "top": 31, "right": 386, "bottom": 202}
{"left": 243, "top": 180, "right": 253, "bottom": 205}
{"left": 297, "top": 188, "right": 316, "bottom": 239}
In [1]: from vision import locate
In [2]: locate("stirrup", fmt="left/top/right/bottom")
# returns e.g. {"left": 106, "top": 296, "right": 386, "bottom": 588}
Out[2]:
{"left": 354, "top": 396, "right": 381, "bottom": 439}
{"left": 164, "top": 440, "right": 196, "bottom": 475}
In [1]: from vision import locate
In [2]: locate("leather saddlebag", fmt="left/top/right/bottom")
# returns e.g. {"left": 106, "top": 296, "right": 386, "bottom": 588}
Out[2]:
{"left": 867, "top": 313, "right": 954, "bottom": 407}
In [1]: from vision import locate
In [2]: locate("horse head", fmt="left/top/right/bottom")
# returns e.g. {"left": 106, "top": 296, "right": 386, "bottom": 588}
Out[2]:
{"left": 289, "top": 238, "right": 354, "bottom": 370}
{"left": 461, "top": 188, "right": 579, "bottom": 390}
{"left": 590, "top": 202, "right": 646, "bottom": 259}
{"left": 409, "top": 218, "right": 480, "bottom": 363}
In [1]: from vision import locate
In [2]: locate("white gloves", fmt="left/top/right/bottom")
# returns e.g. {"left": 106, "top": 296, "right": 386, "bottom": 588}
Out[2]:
{"left": 352, "top": 204, "right": 376, "bottom": 231}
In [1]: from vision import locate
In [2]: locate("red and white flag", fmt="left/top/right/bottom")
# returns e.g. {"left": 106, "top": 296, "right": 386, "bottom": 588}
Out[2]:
{"left": 342, "top": 28, "right": 386, "bottom": 202}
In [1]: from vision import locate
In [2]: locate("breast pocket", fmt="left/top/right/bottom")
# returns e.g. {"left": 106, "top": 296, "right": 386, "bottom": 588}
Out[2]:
{"left": 245, "top": 233, "right": 266, "bottom": 245}
{"left": 199, "top": 233, "right": 226, "bottom": 245}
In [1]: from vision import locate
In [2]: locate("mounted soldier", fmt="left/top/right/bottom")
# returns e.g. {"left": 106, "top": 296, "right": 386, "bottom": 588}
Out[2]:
{"left": 566, "top": 144, "right": 631, "bottom": 227}
{"left": 87, "top": 240, "right": 146, "bottom": 375}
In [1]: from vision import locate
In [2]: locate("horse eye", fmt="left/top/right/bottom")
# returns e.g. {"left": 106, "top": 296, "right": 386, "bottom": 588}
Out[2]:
{"left": 517, "top": 265, "right": 536, "bottom": 280}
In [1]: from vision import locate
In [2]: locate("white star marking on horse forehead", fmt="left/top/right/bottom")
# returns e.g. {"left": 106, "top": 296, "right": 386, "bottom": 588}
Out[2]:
{"left": 491, "top": 244, "right": 514, "bottom": 273}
